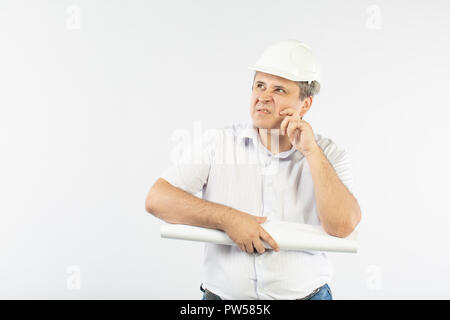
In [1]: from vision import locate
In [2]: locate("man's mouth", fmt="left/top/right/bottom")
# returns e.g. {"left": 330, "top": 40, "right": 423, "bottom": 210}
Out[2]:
{"left": 256, "top": 107, "right": 271, "bottom": 114}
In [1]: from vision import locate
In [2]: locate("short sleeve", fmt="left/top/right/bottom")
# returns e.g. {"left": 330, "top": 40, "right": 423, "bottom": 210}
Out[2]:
{"left": 159, "top": 128, "right": 222, "bottom": 195}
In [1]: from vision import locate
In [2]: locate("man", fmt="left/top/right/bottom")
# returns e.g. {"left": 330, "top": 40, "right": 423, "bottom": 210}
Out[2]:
{"left": 145, "top": 40, "right": 361, "bottom": 300}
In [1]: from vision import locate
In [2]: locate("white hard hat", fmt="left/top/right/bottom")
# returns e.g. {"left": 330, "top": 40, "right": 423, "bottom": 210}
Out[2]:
{"left": 248, "top": 40, "right": 321, "bottom": 84}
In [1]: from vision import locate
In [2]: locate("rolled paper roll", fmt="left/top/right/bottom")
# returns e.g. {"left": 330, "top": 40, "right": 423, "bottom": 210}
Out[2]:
{"left": 160, "top": 219, "right": 358, "bottom": 253}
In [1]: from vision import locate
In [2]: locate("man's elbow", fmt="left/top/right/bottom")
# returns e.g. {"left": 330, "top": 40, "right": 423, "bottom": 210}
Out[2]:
{"left": 145, "top": 194, "right": 154, "bottom": 214}
{"left": 145, "top": 178, "right": 172, "bottom": 216}
{"left": 145, "top": 189, "right": 156, "bottom": 214}
{"left": 331, "top": 223, "right": 356, "bottom": 238}
{"left": 145, "top": 180, "right": 163, "bottom": 214}
{"left": 328, "top": 208, "right": 362, "bottom": 238}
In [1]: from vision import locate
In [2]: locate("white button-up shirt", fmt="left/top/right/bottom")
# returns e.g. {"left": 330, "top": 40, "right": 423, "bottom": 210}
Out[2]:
{"left": 160, "top": 121, "right": 354, "bottom": 300}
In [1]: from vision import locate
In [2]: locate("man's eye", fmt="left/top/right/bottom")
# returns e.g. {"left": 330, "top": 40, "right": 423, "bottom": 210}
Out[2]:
{"left": 257, "top": 84, "right": 264, "bottom": 88}
{"left": 276, "top": 88, "right": 285, "bottom": 93}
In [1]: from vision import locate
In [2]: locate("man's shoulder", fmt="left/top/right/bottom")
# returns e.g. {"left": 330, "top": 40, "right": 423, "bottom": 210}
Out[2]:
{"left": 314, "top": 133, "right": 349, "bottom": 161}
{"left": 315, "top": 132, "right": 335, "bottom": 150}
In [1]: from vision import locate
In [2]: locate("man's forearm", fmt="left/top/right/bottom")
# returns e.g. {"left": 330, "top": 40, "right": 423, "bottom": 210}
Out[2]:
{"left": 304, "top": 146, "right": 361, "bottom": 237}
{"left": 146, "top": 178, "right": 233, "bottom": 230}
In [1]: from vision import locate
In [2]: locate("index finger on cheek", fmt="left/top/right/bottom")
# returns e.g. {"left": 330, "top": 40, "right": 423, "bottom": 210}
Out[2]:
{"left": 279, "top": 108, "right": 293, "bottom": 115}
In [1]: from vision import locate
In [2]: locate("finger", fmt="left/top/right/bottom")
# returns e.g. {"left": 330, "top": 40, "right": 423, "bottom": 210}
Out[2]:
{"left": 238, "top": 243, "right": 245, "bottom": 252}
{"left": 279, "top": 108, "right": 299, "bottom": 117}
{"left": 244, "top": 242, "right": 254, "bottom": 254}
{"left": 280, "top": 116, "right": 293, "bottom": 135}
{"left": 255, "top": 216, "right": 267, "bottom": 224}
{"left": 289, "top": 119, "right": 311, "bottom": 136}
{"left": 249, "top": 214, "right": 267, "bottom": 223}
{"left": 260, "top": 228, "right": 280, "bottom": 252}
{"left": 252, "top": 239, "right": 265, "bottom": 254}
{"left": 286, "top": 120, "right": 301, "bottom": 140}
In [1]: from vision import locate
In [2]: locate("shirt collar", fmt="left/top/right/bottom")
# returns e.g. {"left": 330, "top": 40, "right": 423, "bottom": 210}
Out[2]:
{"left": 237, "top": 122, "right": 259, "bottom": 144}
{"left": 238, "top": 122, "right": 297, "bottom": 159}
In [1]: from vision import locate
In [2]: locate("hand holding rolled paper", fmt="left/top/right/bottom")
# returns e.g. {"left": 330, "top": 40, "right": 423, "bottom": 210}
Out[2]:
{"left": 160, "top": 219, "right": 358, "bottom": 253}
{"left": 221, "top": 211, "right": 279, "bottom": 254}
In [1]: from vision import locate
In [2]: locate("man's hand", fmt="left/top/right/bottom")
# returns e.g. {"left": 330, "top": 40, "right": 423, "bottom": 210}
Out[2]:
{"left": 223, "top": 211, "right": 280, "bottom": 254}
{"left": 279, "top": 108, "right": 319, "bottom": 156}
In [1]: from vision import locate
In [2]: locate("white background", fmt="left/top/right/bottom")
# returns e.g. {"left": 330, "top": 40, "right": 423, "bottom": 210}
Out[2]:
{"left": 1, "top": 0, "right": 449, "bottom": 299}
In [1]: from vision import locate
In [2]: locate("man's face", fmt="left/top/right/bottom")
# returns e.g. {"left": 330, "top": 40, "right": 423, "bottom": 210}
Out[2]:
{"left": 250, "top": 71, "right": 302, "bottom": 130}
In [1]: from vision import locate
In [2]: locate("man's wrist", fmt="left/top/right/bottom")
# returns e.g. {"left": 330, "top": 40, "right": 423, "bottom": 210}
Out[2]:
{"left": 303, "top": 143, "right": 322, "bottom": 159}
{"left": 216, "top": 206, "right": 236, "bottom": 231}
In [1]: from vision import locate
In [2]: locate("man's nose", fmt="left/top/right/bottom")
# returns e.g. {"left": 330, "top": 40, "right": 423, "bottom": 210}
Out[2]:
{"left": 258, "top": 92, "right": 272, "bottom": 103}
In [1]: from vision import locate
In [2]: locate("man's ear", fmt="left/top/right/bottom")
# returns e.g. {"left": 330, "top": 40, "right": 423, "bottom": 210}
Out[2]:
{"left": 299, "top": 96, "right": 313, "bottom": 118}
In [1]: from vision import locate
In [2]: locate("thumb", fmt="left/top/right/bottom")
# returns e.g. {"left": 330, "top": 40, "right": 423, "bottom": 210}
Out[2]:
{"left": 256, "top": 216, "right": 267, "bottom": 224}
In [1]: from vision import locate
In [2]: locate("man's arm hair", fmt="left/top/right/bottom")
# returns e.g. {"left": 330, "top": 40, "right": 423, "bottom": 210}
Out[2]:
{"left": 145, "top": 178, "right": 234, "bottom": 231}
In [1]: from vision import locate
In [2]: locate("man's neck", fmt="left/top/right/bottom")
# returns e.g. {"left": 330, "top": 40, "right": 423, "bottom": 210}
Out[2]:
{"left": 257, "top": 128, "right": 293, "bottom": 154}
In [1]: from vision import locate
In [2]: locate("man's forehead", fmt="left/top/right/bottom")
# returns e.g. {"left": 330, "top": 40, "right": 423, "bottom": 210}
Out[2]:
{"left": 254, "top": 71, "right": 297, "bottom": 87}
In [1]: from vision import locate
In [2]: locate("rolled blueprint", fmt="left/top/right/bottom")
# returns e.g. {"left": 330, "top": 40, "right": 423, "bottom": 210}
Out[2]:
{"left": 160, "top": 220, "right": 358, "bottom": 253}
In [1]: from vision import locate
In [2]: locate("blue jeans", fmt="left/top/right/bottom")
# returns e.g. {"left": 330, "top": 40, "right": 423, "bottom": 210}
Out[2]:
{"left": 201, "top": 284, "right": 332, "bottom": 300}
{"left": 307, "top": 284, "right": 332, "bottom": 300}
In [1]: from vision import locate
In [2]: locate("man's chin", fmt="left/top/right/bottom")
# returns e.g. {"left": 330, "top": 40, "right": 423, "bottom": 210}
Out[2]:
{"left": 252, "top": 119, "right": 280, "bottom": 130}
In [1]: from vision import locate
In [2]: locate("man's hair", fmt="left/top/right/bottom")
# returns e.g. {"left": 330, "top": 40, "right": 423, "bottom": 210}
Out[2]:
{"left": 297, "top": 81, "right": 320, "bottom": 100}
{"left": 252, "top": 72, "right": 320, "bottom": 101}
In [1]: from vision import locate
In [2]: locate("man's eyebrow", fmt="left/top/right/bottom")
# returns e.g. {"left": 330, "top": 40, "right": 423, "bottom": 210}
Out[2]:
{"left": 255, "top": 81, "right": 288, "bottom": 90}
